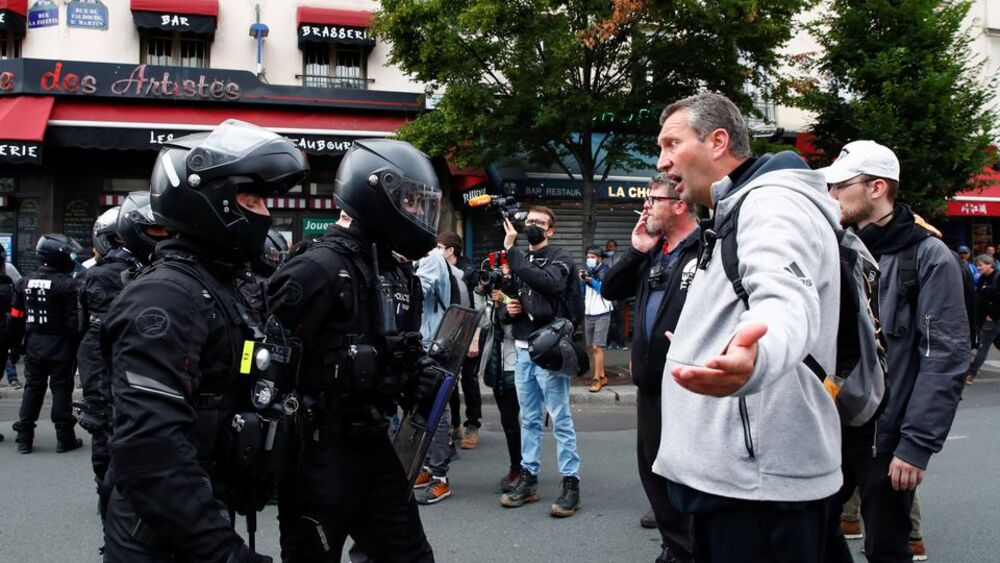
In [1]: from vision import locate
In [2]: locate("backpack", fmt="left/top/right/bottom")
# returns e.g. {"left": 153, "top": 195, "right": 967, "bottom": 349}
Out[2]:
{"left": 0, "top": 273, "right": 13, "bottom": 331}
{"left": 714, "top": 191, "right": 887, "bottom": 427}
{"left": 897, "top": 244, "right": 978, "bottom": 349}
{"left": 560, "top": 269, "right": 585, "bottom": 327}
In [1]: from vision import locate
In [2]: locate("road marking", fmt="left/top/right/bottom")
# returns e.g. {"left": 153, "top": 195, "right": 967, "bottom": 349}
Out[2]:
{"left": 946, "top": 435, "right": 968, "bottom": 440}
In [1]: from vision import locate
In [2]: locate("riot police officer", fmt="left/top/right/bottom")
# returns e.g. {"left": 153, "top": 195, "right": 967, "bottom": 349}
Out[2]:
{"left": 10, "top": 234, "right": 83, "bottom": 454}
{"left": 268, "top": 139, "right": 441, "bottom": 562}
{"left": 75, "top": 192, "right": 165, "bottom": 532}
{"left": 101, "top": 120, "right": 308, "bottom": 563}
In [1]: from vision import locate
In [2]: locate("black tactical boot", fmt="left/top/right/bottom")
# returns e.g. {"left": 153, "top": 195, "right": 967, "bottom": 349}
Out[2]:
{"left": 56, "top": 424, "right": 83, "bottom": 453}
{"left": 13, "top": 421, "right": 33, "bottom": 454}
{"left": 550, "top": 476, "right": 581, "bottom": 517}
{"left": 500, "top": 468, "right": 539, "bottom": 508}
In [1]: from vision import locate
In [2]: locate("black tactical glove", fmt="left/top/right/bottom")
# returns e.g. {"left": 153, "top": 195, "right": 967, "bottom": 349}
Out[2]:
{"left": 226, "top": 543, "right": 272, "bottom": 563}
{"left": 411, "top": 356, "right": 440, "bottom": 404}
{"left": 73, "top": 400, "right": 110, "bottom": 436}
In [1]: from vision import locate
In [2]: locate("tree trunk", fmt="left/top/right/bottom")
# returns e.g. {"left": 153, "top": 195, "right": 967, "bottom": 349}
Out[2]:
{"left": 580, "top": 129, "right": 595, "bottom": 253}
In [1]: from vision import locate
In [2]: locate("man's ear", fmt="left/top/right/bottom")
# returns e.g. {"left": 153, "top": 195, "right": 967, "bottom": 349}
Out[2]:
{"left": 709, "top": 128, "right": 731, "bottom": 160}
{"left": 869, "top": 178, "right": 889, "bottom": 201}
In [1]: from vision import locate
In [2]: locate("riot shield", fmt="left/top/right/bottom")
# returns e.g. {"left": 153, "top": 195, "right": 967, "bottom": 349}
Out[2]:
{"left": 394, "top": 305, "right": 483, "bottom": 488}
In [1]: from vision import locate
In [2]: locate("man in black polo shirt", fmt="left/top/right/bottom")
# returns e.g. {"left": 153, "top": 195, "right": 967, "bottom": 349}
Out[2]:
{"left": 602, "top": 173, "right": 698, "bottom": 563}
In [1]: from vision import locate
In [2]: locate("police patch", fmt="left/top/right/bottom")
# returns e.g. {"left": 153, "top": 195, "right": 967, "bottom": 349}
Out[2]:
{"left": 282, "top": 281, "right": 303, "bottom": 306}
{"left": 135, "top": 307, "right": 171, "bottom": 339}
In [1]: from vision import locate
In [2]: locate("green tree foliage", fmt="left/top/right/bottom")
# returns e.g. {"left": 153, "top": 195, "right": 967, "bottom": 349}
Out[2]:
{"left": 375, "top": 0, "right": 810, "bottom": 246}
{"left": 795, "top": 0, "right": 997, "bottom": 214}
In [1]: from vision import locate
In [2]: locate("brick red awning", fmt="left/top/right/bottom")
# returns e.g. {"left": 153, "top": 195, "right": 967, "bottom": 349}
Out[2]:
{"left": 297, "top": 6, "right": 371, "bottom": 28}
{"left": 0, "top": 1, "right": 27, "bottom": 16}
{"left": 946, "top": 167, "right": 1000, "bottom": 217}
{"left": 130, "top": 0, "right": 218, "bottom": 17}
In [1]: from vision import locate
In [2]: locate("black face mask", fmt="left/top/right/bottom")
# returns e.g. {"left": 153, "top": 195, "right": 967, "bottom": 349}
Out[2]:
{"left": 238, "top": 209, "right": 273, "bottom": 262}
{"left": 525, "top": 225, "right": 547, "bottom": 246}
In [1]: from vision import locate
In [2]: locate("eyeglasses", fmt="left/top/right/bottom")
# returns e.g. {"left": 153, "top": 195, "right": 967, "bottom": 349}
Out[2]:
{"left": 646, "top": 195, "right": 680, "bottom": 205}
{"left": 828, "top": 178, "right": 871, "bottom": 193}
{"left": 525, "top": 218, "right": 550, "bottom": 227}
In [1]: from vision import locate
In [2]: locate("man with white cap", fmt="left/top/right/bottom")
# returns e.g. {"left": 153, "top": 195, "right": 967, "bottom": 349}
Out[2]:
{"left": 821, "top": 140, "right": 969, "bottom": 563}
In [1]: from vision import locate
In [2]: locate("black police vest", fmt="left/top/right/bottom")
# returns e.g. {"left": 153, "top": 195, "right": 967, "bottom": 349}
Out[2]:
{"left": 25, "top": 275, "right": 70, "bottom": 334}
{"left": 294, "top": 238, "right": 422, "bottom": 397}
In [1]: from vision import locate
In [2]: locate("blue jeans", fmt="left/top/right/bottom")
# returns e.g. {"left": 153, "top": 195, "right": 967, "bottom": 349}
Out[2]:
{"left": 514, "top": 348, "right": 580, "bottom": 478}
{"left": 5, "top": 357, "right": 15, "bottom": 383}
{"left": 970, "top": 320, "right": 1000, "bottom": 376}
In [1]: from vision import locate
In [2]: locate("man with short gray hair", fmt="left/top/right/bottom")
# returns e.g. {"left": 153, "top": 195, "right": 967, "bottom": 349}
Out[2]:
{"left": 655, "top": 92, "right": 843, "bottom": 562}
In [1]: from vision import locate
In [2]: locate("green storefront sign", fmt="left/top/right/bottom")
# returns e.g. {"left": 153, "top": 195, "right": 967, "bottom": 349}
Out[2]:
{"left": 302, "top": 217, "right": 337, "bottom": 236}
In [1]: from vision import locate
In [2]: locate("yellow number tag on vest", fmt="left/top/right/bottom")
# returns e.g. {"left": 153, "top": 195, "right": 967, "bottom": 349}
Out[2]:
{"left": 240, "top": 341, "right": 255, "bottom": 374}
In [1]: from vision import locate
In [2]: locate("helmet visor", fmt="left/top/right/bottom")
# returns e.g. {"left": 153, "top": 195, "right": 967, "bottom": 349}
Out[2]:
{"left": 387, "top": 175, "right": 441, "bottom": 233}
{"left": 187, "top": 119, "right": 279, "bottom": 173}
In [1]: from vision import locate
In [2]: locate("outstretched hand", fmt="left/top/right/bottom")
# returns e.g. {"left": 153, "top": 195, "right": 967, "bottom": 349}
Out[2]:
{"left": 669, "top": 323, "right": 767, "bottom": 396}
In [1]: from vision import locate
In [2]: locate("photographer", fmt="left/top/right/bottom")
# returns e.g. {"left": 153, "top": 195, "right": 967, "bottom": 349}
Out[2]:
{"left": 580, "top": 247, "right": 613, "bottom": 392}
{"left": 498, "top": 206, "right": 582, "bottom": 518}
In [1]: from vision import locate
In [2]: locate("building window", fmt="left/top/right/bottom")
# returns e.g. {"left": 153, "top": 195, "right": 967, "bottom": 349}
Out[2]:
{"left": 0, "top": 31, "right": 21, "bottom": 60}
{"left": 140, "top": 31, "right": 209, "bottom": 68}
{"left": 301, "top": 43, "right": 369, "bottom": 89}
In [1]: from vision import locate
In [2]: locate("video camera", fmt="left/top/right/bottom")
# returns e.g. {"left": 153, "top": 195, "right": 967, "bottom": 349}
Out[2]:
{"left": 468, "top": 194, "right": 527, "bottom": 229}
{"left": 478, "top": 250, "right": 509, "bottom": 294}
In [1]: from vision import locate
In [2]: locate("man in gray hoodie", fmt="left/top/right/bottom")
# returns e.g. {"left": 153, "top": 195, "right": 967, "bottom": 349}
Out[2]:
{"left": 654, "top": 93, "right": 843, "bottom": 562}
{"left": 821, "top": 141, "right": 969, "bottom": 563}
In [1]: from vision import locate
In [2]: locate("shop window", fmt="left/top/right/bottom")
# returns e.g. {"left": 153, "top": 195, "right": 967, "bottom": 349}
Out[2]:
{"left": 310, "top": 181, "right": 336, "bottom": 196}
{"left": 140, "top": 31, "right": 209, "bottom": 68}
{"left": 0, "top": 31, "right": 21, "bottom": 60}
{"left": 301, "top": 43, "right": 369, "bottom": 89}
{"left": 107, "top": 178, "right": 149, "bottom": 193}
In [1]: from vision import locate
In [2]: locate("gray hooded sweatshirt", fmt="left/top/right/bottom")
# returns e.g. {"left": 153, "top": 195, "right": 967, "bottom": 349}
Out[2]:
{"left": 654, "top": 153, "right": 843, "bottom": 503}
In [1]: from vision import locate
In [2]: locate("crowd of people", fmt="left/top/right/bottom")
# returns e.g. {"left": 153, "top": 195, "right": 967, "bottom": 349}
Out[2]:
{"left": 0, "top": 93, "right": 985, "bottom": 563}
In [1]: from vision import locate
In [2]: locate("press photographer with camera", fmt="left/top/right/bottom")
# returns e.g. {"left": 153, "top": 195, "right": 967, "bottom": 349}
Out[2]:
{"left": 498, "top": 206, "right": 583, "bottom": 518}
{"left": 580, "top": 247, "right": 613, "bottom": 393}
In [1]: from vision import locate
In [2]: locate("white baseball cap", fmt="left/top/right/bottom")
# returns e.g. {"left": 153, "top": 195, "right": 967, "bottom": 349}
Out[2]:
{"left": 817, "top": 140, "right": 900, "bottom": 184}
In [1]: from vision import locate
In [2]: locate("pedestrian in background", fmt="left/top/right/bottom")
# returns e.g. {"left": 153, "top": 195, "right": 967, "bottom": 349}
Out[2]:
{"left": 0, "top": 245, "right": 21, "bottom": 390}
{"left": 957, "top": 245, "right": 979, "bottom": 284}
{"left": 581, "top": 246, "right": 612, "bottom": 392}
{"left": 966, "top": 254, "right": 998, "bottom": 385}
{"left": 604, "top": 239, "right": 628, "bottom": 350}
{"left": 601, "top": 173, "right": 698, "bottom": 563}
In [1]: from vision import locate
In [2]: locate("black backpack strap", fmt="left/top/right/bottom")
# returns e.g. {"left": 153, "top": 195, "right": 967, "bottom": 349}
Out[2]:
{"left": 898, "top": 243, "right": 919, "bottom": 308}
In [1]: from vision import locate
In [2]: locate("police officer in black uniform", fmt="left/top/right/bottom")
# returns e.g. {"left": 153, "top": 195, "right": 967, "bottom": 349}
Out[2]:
{"left": 268, "top": 139, "right": 442, "bottom": 562}
{"left": 11, "top": 234, "right": 84, "bottom": 454}
{"left": 76, "top": 192, "right": 165, "bottom": 532}
{"left": 101, "top": 120, "right": 308, "bottom": 563}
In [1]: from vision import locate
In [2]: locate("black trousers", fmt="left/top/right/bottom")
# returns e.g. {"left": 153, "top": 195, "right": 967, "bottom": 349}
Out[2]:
{"left": 637, "top": 387, "right": 694, "bottom": 562}
{"left": 692, "top": 497, "right": 829, "bottom": 563}
{"left": 16, "top": 357, "right": 75, "bottom": 433}
{"left": 278, "top": 433, "right": 434, "bottom": 563}
{"left": 492, "top": 382, "right": 521, "bottom": 472}
{"left": 825, "top": 434, "right": 915, "bottom": 563}
{"left": 448, "top": 354, "right": 483, "bottom": 429}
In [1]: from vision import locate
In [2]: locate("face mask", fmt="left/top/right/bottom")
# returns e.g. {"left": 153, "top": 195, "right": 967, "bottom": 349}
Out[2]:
{"left": 239, "top": 209, "right": 273, "bottom": 261}
{"left": 586, "top": 258, "right": 598, "bottom": 269}
{"left": 605, "top": 250, "right": 615, "bottom": 257}
{"left": 525, "top": 225, "right": 547, "bottom": 246}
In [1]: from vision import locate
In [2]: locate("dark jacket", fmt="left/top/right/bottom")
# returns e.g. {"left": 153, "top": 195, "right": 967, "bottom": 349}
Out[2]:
{"left": 975, "top": 269, "right": 1000, "bottom": 327}
{"left": 501, "top": 244, "right": 574, "bottom": 340}
{"left": 857, "top": 204, "right": 969, "bottom": 470}
{"left": 601, "top": 229, "right": 701, "bottom": 392}
{"left": 11, "top": 265, "right": 80, "bottom": 361}
{"left": 103, "top": 240, "right": 258, "bottom": 561}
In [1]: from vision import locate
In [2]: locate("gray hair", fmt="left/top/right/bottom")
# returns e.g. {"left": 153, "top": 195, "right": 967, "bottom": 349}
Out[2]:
{"left": 975, "top": 254, "right": 994, "bottom": 266}
{"left": 648, "top": 173, "right": 698, "bottom": 219}
{"left": 660, "top": 93, "right": 752, "bottom": 159}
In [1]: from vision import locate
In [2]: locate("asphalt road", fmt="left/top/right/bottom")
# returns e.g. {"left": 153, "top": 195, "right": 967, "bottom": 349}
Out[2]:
{"left": 1, "top": 381, "right": 998, "bottom": 562}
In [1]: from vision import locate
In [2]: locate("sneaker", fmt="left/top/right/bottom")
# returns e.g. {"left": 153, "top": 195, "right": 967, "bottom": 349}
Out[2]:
{"left": 841, "top": 519, "right": 863, "bottom": 540}
{"left": 499, "top": 468, "right": 522, "bottom": 494}
{"left": 588, "top": 374, "right": 608, "bottom": 393}
{"left": 57, "top": 438, "right": 84, "bottom": 453}
{"left": 451, "top": 426, "right": 463, "bottom": 441}
{"left": 9, "top": 378, "right": 21, "bottom": 389}
{"left": 460, "top": 426, "right": 480, "bottom": 449}
{"left": 966, "top": 373, "right": 975, "bottom": 385}
{"left": 500, "top": 469, "right": 539, "bottom": 508}
{"left": 910, "top": 538, "right": 927, "bottom": 561}
{"left": 550, "top": 476, "right": 581, "bottom": 517}
{"left": 640, "top": 508, "right": 657, "bottom": 529}
{"left": 413, "top": 469, "right": 433, "bottom": 489}
{"left": 415, "top": 478, "right": 451, "bottom": 505}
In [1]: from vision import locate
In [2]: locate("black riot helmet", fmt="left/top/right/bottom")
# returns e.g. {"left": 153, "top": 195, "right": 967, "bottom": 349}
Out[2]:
{"left": 36, "top": 234, "right": 83, "bottom": 272}
{"left": 527, "top": 319, "right": 589, "bottom": 376}
{"left": 334, "top": 139, "right": 441, "bottom": 260}
{"left": 118, "top": 191, "right": 163, "bottom": 263}
{"left": 150, "top": 120, "right": 309, "bottom": 262}
{"left": 251, "top": 228, "right": 290, "bottom": 276}
{"left": 93, "top": 206, "right": 122, "bottom": 258}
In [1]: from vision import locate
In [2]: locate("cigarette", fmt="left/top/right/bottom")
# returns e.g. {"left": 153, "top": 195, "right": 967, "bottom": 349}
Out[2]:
{"left": 633, "top": 210, "right": 643, "bottom": 215}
